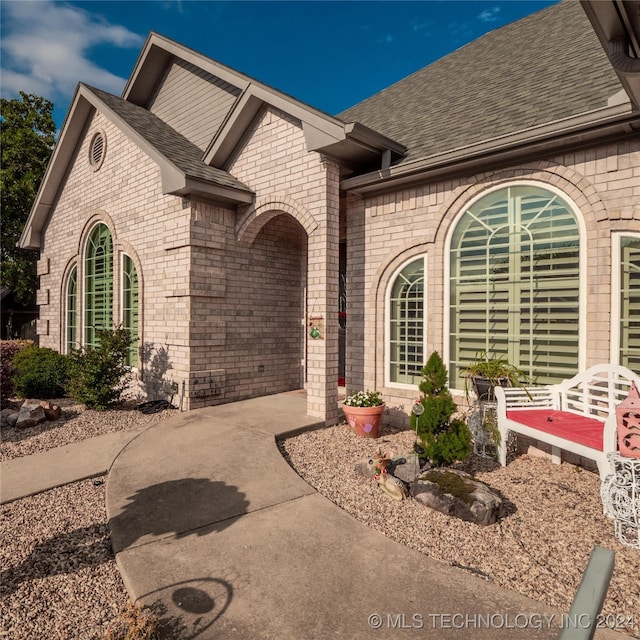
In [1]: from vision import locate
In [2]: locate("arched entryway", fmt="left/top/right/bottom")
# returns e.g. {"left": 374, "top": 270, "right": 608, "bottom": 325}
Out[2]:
{"left": 242, "top": 212, "right": 308, "bottom": 392}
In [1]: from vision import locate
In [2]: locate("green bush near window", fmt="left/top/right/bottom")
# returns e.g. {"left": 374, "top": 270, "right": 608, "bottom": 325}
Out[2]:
{"left": 66, "top": 326, "right": 133, "bottom": 410}
{"left": 410, "top": 351, "right": 472, "bottom": 467}
{"left": 0, "top": 339, "right": 35, "bottom": 402}
{"left": 13, "top": 345, "right": 69, "bottom": 399}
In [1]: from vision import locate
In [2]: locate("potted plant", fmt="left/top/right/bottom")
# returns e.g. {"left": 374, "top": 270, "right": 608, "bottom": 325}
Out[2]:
{"left": 342, "top": 390, "right": 386, "bottom": 438}
{"left": 461, "top": 351, "right": 530, "bottom": 402}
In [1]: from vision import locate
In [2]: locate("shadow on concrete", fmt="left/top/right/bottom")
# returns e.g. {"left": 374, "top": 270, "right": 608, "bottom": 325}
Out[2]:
{"left": 142, "top": 577, "right": 233, "bottom": 639}
{"left": 109, "top": 478, "right": 249, "bottom": 553}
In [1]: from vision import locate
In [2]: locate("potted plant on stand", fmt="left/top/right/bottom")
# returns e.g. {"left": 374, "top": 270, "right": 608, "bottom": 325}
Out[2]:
{"left": 342, "top": 390, "right": 386, "bottom": 438}
{"left": 461, "top": 352, "right": 530, "bottom": 457}
{"left": 461, "top": 351, "right": 530, "bottom": 402}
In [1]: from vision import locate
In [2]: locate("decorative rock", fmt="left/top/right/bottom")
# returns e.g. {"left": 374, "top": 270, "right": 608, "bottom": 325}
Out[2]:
{"left": 1, "top": 408, "right": 18, "bottom": 427}
{"left": 39, "top": 400, "right": 61, "bottom": 421}
{"left": 389, "top": 453, "right": 423, "bottom": 485}
{"left": 412, "top": 468, "right": 503, "bottom": 526}
{"left": 15, "top": 400, "right": 47, "bottom": 429}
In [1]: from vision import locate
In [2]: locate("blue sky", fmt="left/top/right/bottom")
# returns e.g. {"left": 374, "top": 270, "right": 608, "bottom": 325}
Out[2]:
{"left": 1, "top": 0, "right": 559, "bottom": 130}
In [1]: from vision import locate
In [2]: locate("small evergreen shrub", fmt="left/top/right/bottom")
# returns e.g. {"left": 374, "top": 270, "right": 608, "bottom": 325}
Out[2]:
{"left": 12, "top": 344, "right": 67, "bottom": 399}
{"left": 410, "top": 351, "right": 472, "bottom": 466}
{"left": 67, "top": 327, "right": 133, "bottom": 410}
{"left": 0, "top": 339, "right": 34, "bottom": 403}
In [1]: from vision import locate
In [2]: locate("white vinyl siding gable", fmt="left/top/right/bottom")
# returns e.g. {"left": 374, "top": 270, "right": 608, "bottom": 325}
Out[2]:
{"left": 149, "top": 59, "right": 242, "bottom": 151}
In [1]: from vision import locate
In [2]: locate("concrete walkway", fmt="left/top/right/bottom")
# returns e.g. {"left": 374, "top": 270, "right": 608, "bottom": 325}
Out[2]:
{"left": 104, "top": 392, "right": 619, "bottom": 640}
{"left": 2, "top": 392, "right": 621, "bottom": 639}
{"left": 0, "top": 426, "right": 147, "bottom": 504}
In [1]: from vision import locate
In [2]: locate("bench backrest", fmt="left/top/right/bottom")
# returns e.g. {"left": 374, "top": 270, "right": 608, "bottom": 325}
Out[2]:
{"left": 498, "top": 364, "right": 640, "bottom": 422}
{"left": 557, "top": 364, "right": 640, "bottom": 421}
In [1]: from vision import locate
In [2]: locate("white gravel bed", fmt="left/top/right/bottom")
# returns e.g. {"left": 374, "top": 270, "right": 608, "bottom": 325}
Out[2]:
{"left": 0, "top": 477, "right": 129, "bottom": 639}
{"left": 2, "top": 405, "right": 638, "bottom": 638}
{"left": 279, "top": 423, "right": 640, "bottom": 638}
{"left": 1, "top": 398, "right": 177, "bottom": 461}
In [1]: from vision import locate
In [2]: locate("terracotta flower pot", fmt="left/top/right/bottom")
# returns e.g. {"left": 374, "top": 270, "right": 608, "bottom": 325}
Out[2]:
{"left": 343, "top": 404, "right": 386, "bottom": 438}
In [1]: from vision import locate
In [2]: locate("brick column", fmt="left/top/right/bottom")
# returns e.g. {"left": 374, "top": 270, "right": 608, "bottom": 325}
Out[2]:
{"left": 306, "top": 159, "right": 340, "bottom": 424}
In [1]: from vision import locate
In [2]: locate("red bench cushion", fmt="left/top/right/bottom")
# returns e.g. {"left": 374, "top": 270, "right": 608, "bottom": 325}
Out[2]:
{"left": 505, "top": 409, "right": 604, "bottom": 450}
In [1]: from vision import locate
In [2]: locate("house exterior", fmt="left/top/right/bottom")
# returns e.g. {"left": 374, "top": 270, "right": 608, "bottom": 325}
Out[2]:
{"left": 20, "top": 0, "right": 640, "bottom": 424}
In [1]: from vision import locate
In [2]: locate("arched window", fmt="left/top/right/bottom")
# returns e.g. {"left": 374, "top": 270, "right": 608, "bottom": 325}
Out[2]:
{"left": 122, "top": 254, "right": 139, "bottom": 366}
{"left": 388, "top": 257, "right": 425, "bottom": 385}
{"left": 618, "top": 235, "right": 640, "bottom": 372}
{"left": 449, "top": 185, "right": 580, "bottom": 388}
{"left": 84, "top": 223, "right": 113, "bottom": 349}
{"left": 66, "top": 266, "right": 77, "bottom": 353}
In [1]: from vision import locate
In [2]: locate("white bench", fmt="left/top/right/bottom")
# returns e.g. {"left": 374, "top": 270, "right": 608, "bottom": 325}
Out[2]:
{"left": 495, "top": 364, "right": 640, "bottom": 479}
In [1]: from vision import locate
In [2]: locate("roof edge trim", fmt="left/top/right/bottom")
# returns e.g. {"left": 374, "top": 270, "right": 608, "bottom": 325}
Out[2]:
{"left": 342, "top": 103, "right": 639, "bottom": 193}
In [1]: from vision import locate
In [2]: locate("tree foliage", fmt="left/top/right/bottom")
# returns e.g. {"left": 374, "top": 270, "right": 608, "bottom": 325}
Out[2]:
{"left": 411, "top": 351, "right": 472, "bottom": 466}
{"left": 0, "top": 92, "right": 56, "bottom": 303}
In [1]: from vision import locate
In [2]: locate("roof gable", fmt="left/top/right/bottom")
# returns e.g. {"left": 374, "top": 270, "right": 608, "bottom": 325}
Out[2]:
{"left": 19, "top": 84, "right": 253, "bottom": 249}
{"left": 124, "top": 32, "right": 405, "bottom": 173}
{"left": 146, "top": 57, "right": 242, "bottom": 151}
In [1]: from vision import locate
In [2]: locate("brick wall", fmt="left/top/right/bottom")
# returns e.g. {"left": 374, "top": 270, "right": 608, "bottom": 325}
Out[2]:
{"left": 345, "top": 138, "right": 640, "bottom": 424}
{"left": 229, "top": 107, "right": 340, "bottom": 423}
{"left": 38, "top": 112, "right": 192, "bottom": 395}
{"left": 39, "top": 106, "right": 341, "bottom": 419}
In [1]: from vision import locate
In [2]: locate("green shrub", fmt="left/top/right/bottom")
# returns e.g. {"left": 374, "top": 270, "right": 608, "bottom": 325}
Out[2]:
{"left": 67, "top": 327, "right": 133, "bottom": 410}
{"left": 13, "top": 345, "right": 67, "bottom": 398}
{"left": 0, "top": 339, "right": 34, "bottom": 403}
{"left": 410, "top": 351, "right": 472, "bottom": 466}
{"left": 12, "top": 345, "right": 68, "bottom": 399}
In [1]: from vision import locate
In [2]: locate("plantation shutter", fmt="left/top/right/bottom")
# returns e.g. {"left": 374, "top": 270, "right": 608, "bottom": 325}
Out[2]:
{"left": 85, "top": 224, "right": 113, "bottom": 349}
{"left": 122, "top": 255, "right": 139, "bottom": 366}
{"left": 389, "top": 258, "right": 425, "bottom": 384}
{"left": 620, "top": 237, "right": 640, "bottom": 373}
{"left": 66, "top": 266, "right": 77, "bottom": 352}
{"left": 450, "top": 186, "right": 580, "bottom": 388}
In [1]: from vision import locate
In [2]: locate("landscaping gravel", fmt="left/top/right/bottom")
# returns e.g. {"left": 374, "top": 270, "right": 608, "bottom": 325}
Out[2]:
{"left": 1, "top": 398, "right": 177, "bottom": 461}
{"left": 2, "top": 406, "right": 638, "bottom": 638}
{"left": 280, "top": 423, "right": 640, "bottom": 638}
{"left": 0, "top": 477, "right": 129, "bottom": 639}
{"left": 0, "top": 400, "right": 176, "bottom": 638}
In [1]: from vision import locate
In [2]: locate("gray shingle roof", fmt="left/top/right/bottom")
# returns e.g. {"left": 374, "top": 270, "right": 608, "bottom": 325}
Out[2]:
{"left": 85, "top": 85, "right": 252, "bottom": 193}
{"left": 338, "top": 1, "right": 622, "bottom": 165}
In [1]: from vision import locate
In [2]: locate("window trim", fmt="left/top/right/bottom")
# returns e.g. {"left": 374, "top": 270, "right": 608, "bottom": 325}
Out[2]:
{"left": 64, "top": 263, "right": 78, "bottom": 354}
{"left": 385, "top": 254, "right": 427, "bottom": 389}
{"left": 443, "top": 180, "right": 587, "bottom": 392}
{"left": 120, "top": 252, "right": 139, "bottom": 369}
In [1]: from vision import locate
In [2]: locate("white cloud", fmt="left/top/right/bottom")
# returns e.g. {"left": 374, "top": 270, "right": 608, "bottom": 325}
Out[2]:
{"left": 412, "top": 20, "right": 434, "bottom": 34}
{"left": 376, "top": 34, "right": 396, "bottom": 45}
{"left": 478, "top": 6, "right": 501, "bottom": 23}
{"left": 0, "top": 1, "right": 144, "bottom": 100}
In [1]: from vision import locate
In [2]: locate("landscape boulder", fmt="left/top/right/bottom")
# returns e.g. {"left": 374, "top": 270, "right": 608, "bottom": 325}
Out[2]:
{"left": 40, "top": 400, "right": 61, "bottom": 421}
{"left": 1, "top": 408, "right": 18, "bottom": 427}
{"left": 15, "top": 400, "right": 47, "bottom": 429}
{"left": 412, "top": 468, "right": 503, "bottom": 526}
